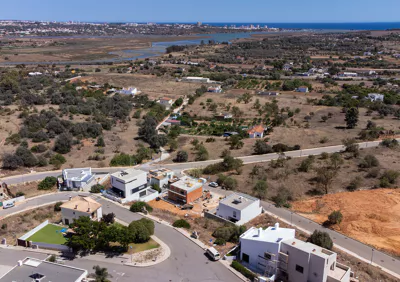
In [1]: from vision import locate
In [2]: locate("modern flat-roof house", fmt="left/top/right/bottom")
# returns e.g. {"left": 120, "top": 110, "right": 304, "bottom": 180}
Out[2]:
{"left": 216, "top": 193, "right": 262, "bottom": 225}
{"left": 149, "top": 168, "right": 175, "bottom": 190}
{"left": 117, "top": 87, "right": 138, "bottom": 95}
{"left": 0, "top": 257, "right": 87, "bottom": 282}
{"left": 239, "top": 224, "right": 354, "bottom": 282}
{"left": 60, "top": 196, "right": 102, "bottom": 225}
{"left": 296, "top": 86, "right": 309, "bottom": 93}
{"left": 280, "top": 238, "right": 352, "bottom": 282}
{"left": 159, "top": 97, "right": 174, "bottom": 110}
{"left": 110, "top": 168, "right": 158, "bottom": 203}
{"left": 258, "top": 91, "right": 280, "bottom": 96}
{"left": 240, "top": 223, "right": 295, "bottom": 278}
{"left": 61, "top": 168, "right": 94, "bottom": 190}
{"left": 168, "top": 176, "right": 203, "bottom": 204}
{"left": 366, "top": 93, "right": 384, "bottom": 102}
{"left": 337, "top": 72, "right": 358, "bottom": 78}
{"left": 247, "top": 125, "right": 266, "bottom": 138}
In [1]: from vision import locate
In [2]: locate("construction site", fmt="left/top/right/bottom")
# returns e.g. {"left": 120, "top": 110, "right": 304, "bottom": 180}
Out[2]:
{"left": 292, "top": 188, "right": 400, "bottom": 257}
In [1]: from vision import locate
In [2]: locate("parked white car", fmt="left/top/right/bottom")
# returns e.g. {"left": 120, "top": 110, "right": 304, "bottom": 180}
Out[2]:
{"left": 3, "top": 202, "right": 15, "bottom": 209}
{"left": 209, "top": 182, "right": 218, "bottom": 188}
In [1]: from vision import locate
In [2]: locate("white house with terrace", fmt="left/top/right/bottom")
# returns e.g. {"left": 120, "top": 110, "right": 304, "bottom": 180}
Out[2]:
{"left": 216, "top": 193, "right": 262, "bottom": 225}
{"left": 109, "top": 168, "right": 158, "bottom": 203}
{"left": 239, "top": 223, "right": 354, "bottom": 282}
{"left": 60, "top": 196, "right": 102, "bottom": 225}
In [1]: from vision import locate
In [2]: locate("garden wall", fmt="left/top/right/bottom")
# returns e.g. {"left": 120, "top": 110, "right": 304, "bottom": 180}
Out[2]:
{"left": 17, "top": 220, "right": 49, "bottom": 247}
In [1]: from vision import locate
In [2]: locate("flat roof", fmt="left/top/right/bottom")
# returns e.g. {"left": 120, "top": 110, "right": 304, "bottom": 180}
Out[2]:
{"left": 170, "top": 176, "right": 203, "bottom": 193}
{"left": 219, "top": 193, "right": 259, "bottom": 210}
{"left": 240, "top": 225, "right": 295, "bottom": 243}
{"left": 282, "top": 238, "right": 335, "bottom": 259}
{"left": 0, "top": 258, "right": 87, "bottom": 282}
{"left": 111, "top": 168, "right": 146, "bottom": 183}
{"left": 63, "top": 167, "right": 92, "bottom": 181}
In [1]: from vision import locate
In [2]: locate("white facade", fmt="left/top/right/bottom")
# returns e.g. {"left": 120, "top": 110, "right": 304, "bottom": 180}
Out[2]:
{"left": 182, "top": 77, "right": 210, "bottom": 83}
{"left": 216, "top": 193, "right": 262, "bottom": 225}
{"left": 61, "top": 206, "right": 102, "bottom": 225}
{"left": 280, "top": 239, "right": 351, "bottom": 282}
{"left": 159, "top": 98, "right": 174, "bottom": 109}
{"left": 117, "top": 87, "right": 138, "bottom": 95}
{"left": 149, "top": 168, "right": 174, "bottom": 190}
{"left": 240, "top": 224, "right": 295, "bottom": 276}
{"left": 366, "top": 93, "right": 384, "bottom": 102}
{"left": 62, "top": 167, "right": 94, "bottom": 190}
{"left": 297, "top": 87, "right": 309, "bottom": 93}
{"left": 110, "top": 169, "right": 158, "bottom": 202}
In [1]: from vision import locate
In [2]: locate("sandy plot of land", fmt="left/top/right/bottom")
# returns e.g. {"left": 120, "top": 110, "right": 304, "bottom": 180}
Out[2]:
{"left": 292, "top": 189, "right": 400, "bottom": 256}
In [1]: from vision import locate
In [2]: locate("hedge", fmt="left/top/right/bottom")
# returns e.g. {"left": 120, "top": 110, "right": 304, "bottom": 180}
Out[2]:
{"left": 231, "top": 261, "right": 257, "bottom": 281}
{"left": 172, "top": 219, "right": 191, "bottom": 229}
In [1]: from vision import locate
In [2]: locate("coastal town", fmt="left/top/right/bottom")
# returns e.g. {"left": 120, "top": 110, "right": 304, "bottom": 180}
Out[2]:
{"left": 0, "top": 2, "right": 400, "bottom": 282}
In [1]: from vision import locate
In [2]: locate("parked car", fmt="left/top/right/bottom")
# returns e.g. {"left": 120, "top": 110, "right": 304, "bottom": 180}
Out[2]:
{"left": 206, "top": 247, "right": 220, "bottom": 261}
{"left": 3, "top": 202, "right": 15, "bottom": 209}
{"left": 209, "top": 182, "right": 218, "bottom": 188}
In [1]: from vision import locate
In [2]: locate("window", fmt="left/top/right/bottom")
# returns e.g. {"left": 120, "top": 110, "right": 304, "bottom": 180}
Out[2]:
{"left": 233, "top": 211, "right": 237, "bottom": 218}
{"left": 264, "top": 253, "right": 272, "bottom": 260}
{"left": 295, "top": 264, "right": 304, "bottom": 274}
{"left": 242, "top": 253, "right": 250, "bottom": 263}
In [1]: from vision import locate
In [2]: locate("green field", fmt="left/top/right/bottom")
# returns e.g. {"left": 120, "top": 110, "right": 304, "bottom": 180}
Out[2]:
{"left": 127, "top": 238, "right": 160, "bottom": 254}
{"left": 27, "top": 224, "right": 67, "bottom": 245}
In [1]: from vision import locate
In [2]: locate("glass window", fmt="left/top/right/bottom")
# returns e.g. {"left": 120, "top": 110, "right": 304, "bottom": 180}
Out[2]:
{"left": 296, "top": 264, "right": 304, "bottom": 274}
{"left": 242, "top": 253, "right": 250, "bottom": 263}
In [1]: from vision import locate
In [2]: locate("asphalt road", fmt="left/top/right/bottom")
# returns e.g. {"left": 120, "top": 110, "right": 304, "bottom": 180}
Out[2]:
{"left": 1, "top": 138, "right": 400, "bottom": 278}
{"left": 0, "top": 194, "right": 240, "bottom": 282}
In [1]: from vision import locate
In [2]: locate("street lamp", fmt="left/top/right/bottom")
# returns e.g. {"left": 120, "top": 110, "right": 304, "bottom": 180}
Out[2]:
{"left": 290, "top": 212, "right": 293, "bottom": 226}
{"left": 370, "top": 249, "right": 374, "bottom": 265}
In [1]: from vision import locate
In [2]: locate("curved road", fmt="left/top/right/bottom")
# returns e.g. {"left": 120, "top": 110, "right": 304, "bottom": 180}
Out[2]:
{"left": 1, "top": 138, "right": 400, "bottom": 279}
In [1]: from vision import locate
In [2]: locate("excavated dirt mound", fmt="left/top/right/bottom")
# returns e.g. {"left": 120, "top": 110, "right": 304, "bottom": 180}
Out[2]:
{"left": 292, "top": 189, "right": 400, "bottom": 256}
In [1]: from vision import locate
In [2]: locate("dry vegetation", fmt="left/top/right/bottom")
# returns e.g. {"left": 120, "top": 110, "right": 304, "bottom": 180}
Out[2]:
{"left": 0, "top": 204, "right": 61, "bottom": 245}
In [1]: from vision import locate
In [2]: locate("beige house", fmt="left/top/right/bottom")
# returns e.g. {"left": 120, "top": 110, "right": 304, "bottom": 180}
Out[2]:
{"left": 60, "top": 196, "right": 102, "bottom": 225}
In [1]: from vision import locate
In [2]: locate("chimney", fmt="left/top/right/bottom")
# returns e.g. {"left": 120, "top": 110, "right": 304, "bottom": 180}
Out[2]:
{"left": 87, "top": 208, "right": 91, "bottom": 212}
{"left": 274, "top": 223, "right": 279, "bottom": 230}
{"left": 75, "top": 205, "right": 78, "bottom": 209}
{"left": 292, "top": 241, "right": 296, "bottom": 245}
{"left": 69, "top": 196, "right": 72, "bottom": 201}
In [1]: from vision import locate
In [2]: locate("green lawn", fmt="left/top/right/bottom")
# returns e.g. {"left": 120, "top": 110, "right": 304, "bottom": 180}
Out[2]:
{"left": 27, "top": 224, "right": 67, "bottom": 245}
{"left": 127, "top": 238, "right": 160, "bottom": 254}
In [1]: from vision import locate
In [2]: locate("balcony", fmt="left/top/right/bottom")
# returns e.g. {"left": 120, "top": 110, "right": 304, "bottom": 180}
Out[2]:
{"left": 328, "top": 262, "right": 352, "bottom": 282}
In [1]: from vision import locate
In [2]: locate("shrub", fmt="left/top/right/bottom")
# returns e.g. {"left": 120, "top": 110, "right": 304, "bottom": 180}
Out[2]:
{"left": 380, "top": 139, "right": 399, "bottom": 149}
{"left": 328, "top": 210, "right": 343, "bottom": 225}
{"left": 2, "top": 153, "right": 23, "bottom": 170}
{"left": 231, "top": 261, "right": 257, "bottom": 281}
{"left": 174, "top": 150, "right": 188, "bottom": 162}
{"left": 31, "top": 144, "right": 47, "bottom": 153}
{"left": 320, "top": 152, "right": 329, "bottom": 160}
{"left": 366, "top": 167, "right": 380, "bottom": 178}
{"left": 49, "top": 153, "right": 66, "bottom": 168}
{"left": 16, "top": 191, "right": 25, "bottom": 197}
{"left": 47, "top": 255, "right": 57, "bottom": 263}
{"left": 101, "top": 213, "right": 115, "bottom": 225}
{"left": 253, "top": 140, "right": 273, "bottom": 155}
{"left": 54, "top": 133, "right": 73, "bottom": 154}
{"left": 172, "top": 219, "right": 191, "bottom": 229}
{"left": 128, "top": 220, "right": 150, "bottom": 243}
{"left": 38, "top": 176, "right": 58, "bottom": 190}
{"left": 272, "top": 187, "right": 293, "bottom": 207}
{"left": 5, "top": 133, "right": 21, "bottom": 145}
{"left": 359, "top": 154, "right": 379, "bottom": 168}
{"left": 380, "top": 170, "right": 400, "bottom": 187}
{"left": 90, "top": 184, "right": 104, "bottom": 193}
{"left": 130, "top": 201, "right": 153, "bottom": 213}
{"left": 347, "top": 177, "right": 362, "bottom": 191}
{"left": 222, "top": 177, "right": 238, "bottom": 190}
{"left": 308, "top": 230, "right": 333, "bottom": 250}
{"left": 109, "top": 153, "right": 134, "bottom": 166}
{"left": 54, "top": 201, "right": 63, "bottom": 212}
{"left": 298, "top": 156, "right": 315, "bottom": 172}
{"left": 214, "top": 238, "right": 226, "bottom": 246}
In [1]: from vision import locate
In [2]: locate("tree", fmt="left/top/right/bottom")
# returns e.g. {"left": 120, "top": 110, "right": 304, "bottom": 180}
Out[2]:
{"left": 90, "top": 265, "right": 112, "bottom": 282}
{"left": 101, "top": 213, "right": 115, "bottom": 225}
{"left": 342, "top": 138, "right": 359, "bottom": 156}
{"left": 298, "top": 156, "right": 315, "bottom": 172}
{"left": 253, "top": 180, "right": 268, "bottom": 199}
{"left": 67, "top": 217, "right": 107, "bottom": 252}
{"left": 128, "top": 220, "right": 150, "bottom": 243}
{"left": 253, "top": 140, "right": 273, "bottom": 155}
{"left": 172, "top": 219, "right": 191, "bottom": 229}
{"left": 2, "top": 153, "right": 23, "bottom": 170}
{"left": 329, "top": 152, "right": 344, "bottom": 170}
{"left": 242, "top": 93, "right": 252, "bottom": 104}
{"left": 229, "top": 135, "right": 244, "bottom": 149}
{"left": 38, "top": 176, "right": 58, "bottom": 190}
{"left": 359, "top": 154, "right": 379, "bottom": 168}
{"left": 308, "top": 230, "right": 333, "bottom": 250}
{"left": 130, "top": 201, "right": 153, "bottom": 213}
{"left": 328, "top": 210, "right": 343, "bottom": 225}
{"left": 54, "top": 133, "right": 73, "bottom": 154}
{"left": 15, "top": 146, "right": 37, "bottom": 167}
{"left": 49, "top": 153, "right": 66, "bottom": 169}
{"left": 168, "top": 139, "right": 178, "bottom": 152}
{"left": 195, "top": 144, "right": 209, "bottom": 161}
{"left": 345, "top": 107, "right": 359, "bottom": 129}
{"left": 54, "top": 201, "right": 63, "bottom": 212}
{"left": 96, "top": 136, "right": 105, "bottom": 147}
{"left": 315, "top": 166, "right": 337, "bottom": 194}
{"left": 231, "top": 106, "right": 243, "bottom": 119}
{"left": 222, "top": 177, "right": 238, "bottom": 190}
{"left": 174, "top": 150, "right": 188, "bottom": 162}
{"left": 272, "top": 186, "right": 293, "bottom": 208}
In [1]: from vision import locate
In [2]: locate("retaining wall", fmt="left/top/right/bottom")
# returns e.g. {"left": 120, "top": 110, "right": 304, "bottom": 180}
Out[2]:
{"left": 18, "top": 220, "right": 49, "bottom": 247}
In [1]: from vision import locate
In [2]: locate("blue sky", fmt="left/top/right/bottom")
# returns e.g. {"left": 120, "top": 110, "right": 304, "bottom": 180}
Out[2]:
{"left": 1, "top": 0, "right": 399, "bottom": 23}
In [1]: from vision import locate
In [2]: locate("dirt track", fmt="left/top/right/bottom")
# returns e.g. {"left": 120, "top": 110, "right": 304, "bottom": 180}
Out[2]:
{"left": 292, "top": 188, "right": 400, "bottom": 256}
